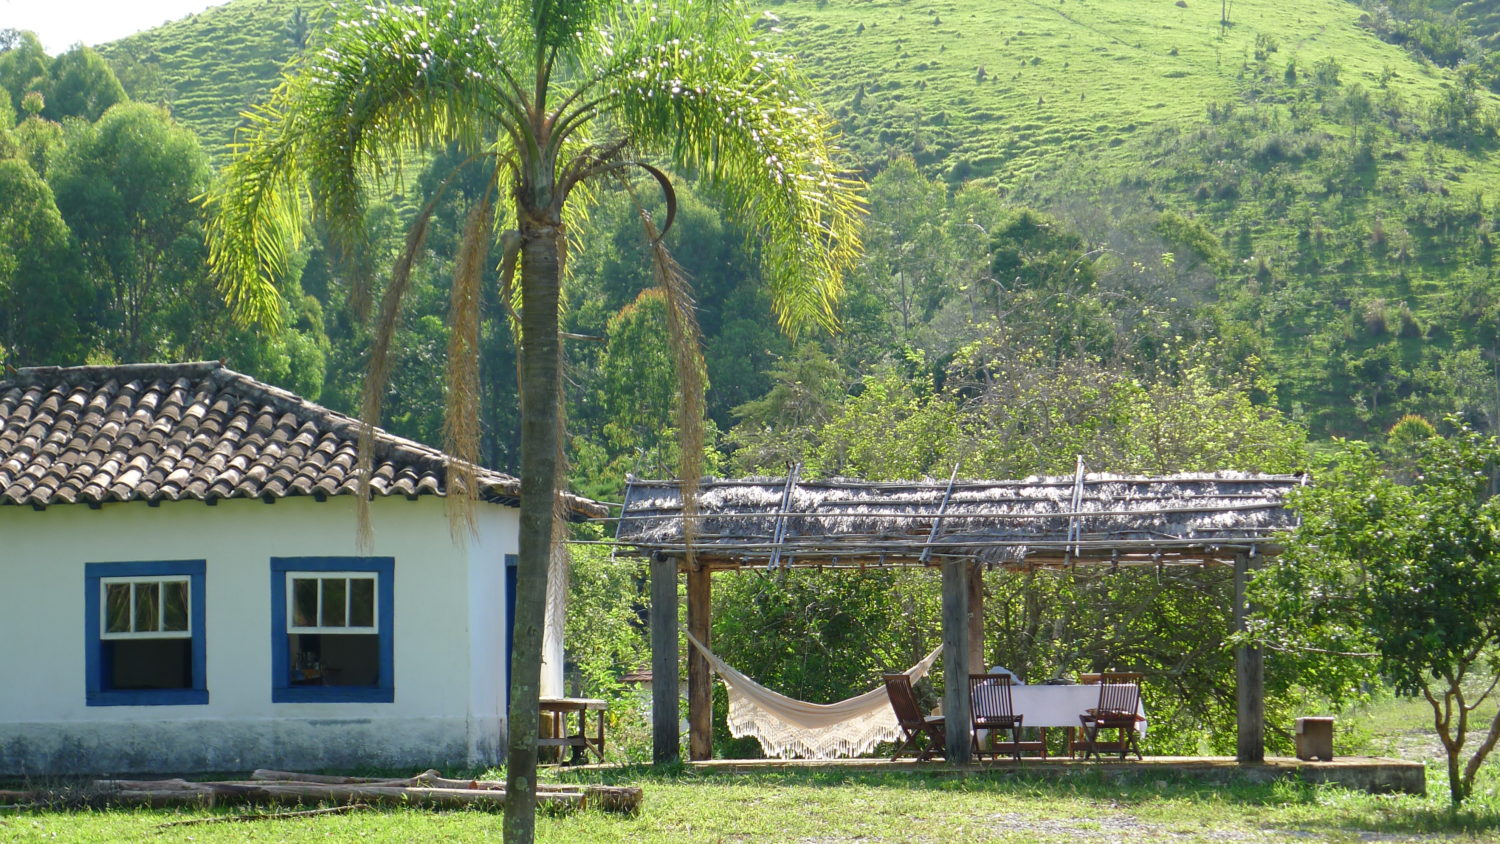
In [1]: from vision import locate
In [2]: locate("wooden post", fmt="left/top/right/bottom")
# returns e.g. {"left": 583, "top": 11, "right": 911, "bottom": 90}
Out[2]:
{"left": 967, "top": 562, "right": 985, "bottom": 672}
{"left": 1234, "top": 552, "right": 1265, "bottom": 762}
{"left": 687, "top": 561, "right": 713, "bottom": 761}
{"left": 650, "top": 553, "right": 680, "bottom": 764}
{"left": 942, "top": 557, "right": 971, "bottom": 762}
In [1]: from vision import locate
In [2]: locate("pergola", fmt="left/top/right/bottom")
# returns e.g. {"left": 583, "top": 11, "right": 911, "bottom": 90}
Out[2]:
{"left": 613, "top": 470, "right": 1304, "bottom": 764}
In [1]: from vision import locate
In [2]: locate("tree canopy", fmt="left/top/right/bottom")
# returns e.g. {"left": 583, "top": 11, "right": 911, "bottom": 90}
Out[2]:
{"left": 1251, "top": 423, "right": 1500, "bottom": 804}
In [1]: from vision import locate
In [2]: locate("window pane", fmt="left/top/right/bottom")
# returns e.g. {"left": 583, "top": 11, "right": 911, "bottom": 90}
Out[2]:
{"left": 107, "top": 639, "right": 191, "bottom": 690}
{"left": 134, "top": 582, "right": 160, "bottom": 633}
{"left": 349, "top": 578, "right": 375, "bottom": 628}
{"left": 322, "top": 578, "right": 347, "bottom": 627}
{"left": 320, "top": 634, "right": 380, "bottom": 686}
{"left": 292, "top": 578, "right": 318, "bottom": 628}
{"left": 162, "top": 581, "right": 189, "bottom": 632}
{"left": 105, "top": 584, "right": 131, "bottom": 633}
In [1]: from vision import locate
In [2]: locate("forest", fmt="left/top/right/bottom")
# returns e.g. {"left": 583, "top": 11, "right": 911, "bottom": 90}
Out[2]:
{"left": 3, "top": 0, "right": 1500, "bottom": 775}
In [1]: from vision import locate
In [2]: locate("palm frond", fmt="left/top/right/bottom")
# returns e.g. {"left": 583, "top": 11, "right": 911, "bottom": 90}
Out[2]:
{"left": 207, "top": 0, "right": 532, "bottom": 330}
{"left": 628, "top": 183, "right": 706, "bottom": 570}
{"left": 443, "top": 192, "right": 497, "bottom": 539}
{"left": 353, "top": 187, "right": 440, "bottom": 546}
{"left": 582, "top": 0, "right": 865, "bottom": 336}
{"left": 203, "top": 98, "right": 307, "bottom": 330}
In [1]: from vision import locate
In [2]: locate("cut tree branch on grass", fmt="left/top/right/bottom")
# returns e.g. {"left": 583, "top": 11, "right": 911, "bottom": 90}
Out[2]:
{"left": 248, "top": 770, "right": 632, "bottom": 801}
{"left": 6, "top": 772, "right": 643, "bottom": 816}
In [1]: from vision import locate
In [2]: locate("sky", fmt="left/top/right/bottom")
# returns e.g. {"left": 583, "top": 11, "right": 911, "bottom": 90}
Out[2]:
{"left": 3, "top": 0, "right": 229, "bottom": 54}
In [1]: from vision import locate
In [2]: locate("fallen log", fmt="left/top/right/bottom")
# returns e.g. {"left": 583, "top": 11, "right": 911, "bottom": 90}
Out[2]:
{"left": 101, "top": 782, "right": 583, "bottom": 812}
{"left": 248, "top": 770, "right": 642, "bottom": 813}
{"left": 250, "top": 769, "right": 440, "bottom": 786}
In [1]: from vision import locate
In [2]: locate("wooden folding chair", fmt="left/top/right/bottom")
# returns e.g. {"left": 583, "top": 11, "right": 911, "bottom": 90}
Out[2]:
{"left": 884, "top": 674, "right": 946, "bottom": 761}
{"left": 969, "top": 674, "right": 1029, "bottom": 761}
{"left": 1077, "top": 672, "right": 1145, "bottom": 761}
{"left": 1066, "top": 673, "right": 1103, "bottom": 757}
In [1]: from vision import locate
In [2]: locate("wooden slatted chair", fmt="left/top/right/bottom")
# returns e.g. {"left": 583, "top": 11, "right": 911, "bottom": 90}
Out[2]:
{"left": 969, "top": 674, "right": 1027, "bottom": 761}
{"left": 884, "top": 674, "right": 946, "bottom": 761}
{"left": 1077, "top": 672, "right": 1146, "bottom": 761}
{"left": 1066, "top": 673, "right": 1103, "bottom": 757}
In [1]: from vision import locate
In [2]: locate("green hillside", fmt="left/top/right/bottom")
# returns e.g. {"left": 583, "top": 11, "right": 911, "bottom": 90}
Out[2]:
{"left": 89, "top": 0, "right": 1500, "bottom": 441}
{"left": 775, "top": 0, "right": 1472, "bottom": 182}
{"left": 102, "top": 0, "right": 1485, "bottom": 179}
{"left": 99, "top": 0, "right": 324, "bottom": 154}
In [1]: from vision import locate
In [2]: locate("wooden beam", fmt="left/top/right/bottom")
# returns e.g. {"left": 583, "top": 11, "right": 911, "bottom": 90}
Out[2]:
{"left": 687, "top": 561, "right": 712, "bottom": 761}
{"left": 650, "top": 553, "right": 680, "bottom": 764}
{"left": 967, "top": 562, "right": 985, "bottom": 671}
{"left": 941, "top": 558, "right": 971, "bottom": 762}
{"left": 1234, "top": 552, "right": 1265, "bottom": 762}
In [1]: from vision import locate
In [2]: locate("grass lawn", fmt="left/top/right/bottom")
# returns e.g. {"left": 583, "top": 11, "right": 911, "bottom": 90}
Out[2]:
{"left": 4, "top": 690, "right": 1498, "bottom": 842}
{"left": 2, "top": 764, "right": 1497, "bottom": 843}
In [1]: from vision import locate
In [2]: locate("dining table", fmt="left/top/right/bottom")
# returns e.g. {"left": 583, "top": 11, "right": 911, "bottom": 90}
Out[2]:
{"left": 973, "top": 683, "right": 1147, "bottom": 757}
{"left": 1007, "top": 683, "right": 1148, "bottom": 734}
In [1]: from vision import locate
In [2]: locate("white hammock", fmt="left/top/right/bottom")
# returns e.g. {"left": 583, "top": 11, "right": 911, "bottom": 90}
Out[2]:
{"left": 686, "top": 633, "right": 943, "bottom": 760}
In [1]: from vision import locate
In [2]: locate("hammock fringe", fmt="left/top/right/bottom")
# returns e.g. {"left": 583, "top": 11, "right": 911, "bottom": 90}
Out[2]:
{"left": 685, "top": 633, "right": 943, "bottom": 760}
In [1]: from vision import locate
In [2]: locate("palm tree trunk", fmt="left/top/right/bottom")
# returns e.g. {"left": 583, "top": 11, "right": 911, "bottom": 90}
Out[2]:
{"left": 505, "top": 213, "right": 563, "bottom": 844}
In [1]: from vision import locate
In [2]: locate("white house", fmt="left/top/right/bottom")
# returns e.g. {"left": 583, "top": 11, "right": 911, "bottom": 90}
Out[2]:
{"left": 0, "top": 361, "right": 597, "bottom": 775}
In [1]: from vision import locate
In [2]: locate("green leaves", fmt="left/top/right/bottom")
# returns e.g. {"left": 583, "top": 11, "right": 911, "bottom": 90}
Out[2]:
{"left": 1255, "top": 421, "right": 1500, "bottom": 803}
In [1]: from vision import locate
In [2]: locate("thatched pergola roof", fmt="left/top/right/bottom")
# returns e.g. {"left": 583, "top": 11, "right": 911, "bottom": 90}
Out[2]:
{"left": 614, "top": 471, "right": 1304, "bottom": 569}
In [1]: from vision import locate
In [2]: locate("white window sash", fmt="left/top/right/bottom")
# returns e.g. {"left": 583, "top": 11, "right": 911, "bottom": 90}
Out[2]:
{"left": 285, "top": 572, "right": 379, "bottom": 634}
{"left": 99, "top": 575, "right": 193, "bottom": 640}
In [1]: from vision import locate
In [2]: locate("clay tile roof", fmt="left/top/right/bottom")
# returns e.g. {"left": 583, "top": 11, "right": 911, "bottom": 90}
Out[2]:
{"left": 0, "top": 361, "right": 604, "bottom": 517}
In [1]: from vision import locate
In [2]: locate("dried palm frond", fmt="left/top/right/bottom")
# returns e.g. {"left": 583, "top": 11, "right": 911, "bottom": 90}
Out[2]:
{"left": 354, "top": 189, "right": 441, "bottom": 547}
{"left": 442, "top": 191, "right": 497, "bottom": 540}
{"left": 635, "top": 196, "right": 706, "bottom": 571}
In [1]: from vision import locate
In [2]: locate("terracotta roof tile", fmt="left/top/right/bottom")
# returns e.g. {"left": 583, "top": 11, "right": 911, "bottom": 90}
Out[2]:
{"left": 0, "top": 361, "right": 603, "bottom": 516}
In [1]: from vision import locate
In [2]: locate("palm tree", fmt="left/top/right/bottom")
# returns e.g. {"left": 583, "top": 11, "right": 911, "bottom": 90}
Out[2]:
{"left": 204, "top": 1, "right": 862, "bottom": 840}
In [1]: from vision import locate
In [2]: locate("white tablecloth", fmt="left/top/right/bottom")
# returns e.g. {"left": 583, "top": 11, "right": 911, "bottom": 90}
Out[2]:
{"left": 999, "top": 684, "right": 1147, "bottom": 735}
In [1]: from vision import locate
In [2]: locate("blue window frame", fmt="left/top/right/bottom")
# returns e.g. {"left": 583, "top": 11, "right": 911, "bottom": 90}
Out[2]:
{"left": 271, "top": 557, "right": 394, "bottom": 703}
{"left": 85, "top": 560, "right": 208, "bottom": 706}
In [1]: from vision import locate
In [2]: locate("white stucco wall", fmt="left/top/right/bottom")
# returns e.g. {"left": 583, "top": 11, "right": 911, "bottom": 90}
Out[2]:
{"left": 0, "top": 494, "right": 522, "bottom": 775}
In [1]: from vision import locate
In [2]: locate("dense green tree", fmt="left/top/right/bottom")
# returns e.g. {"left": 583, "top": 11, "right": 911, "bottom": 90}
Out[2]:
{"left": 13, "top": 109, "right": 63, "bottom": 176}
{"left": 0, "top": 158, "right": 91, "bottom": 364}
{"left": 596, "top": 289, "right": 678, "bottom": 470}
{"left": 0, "top": 30, "right": 49, "bottom": 116}
{"left": 727, "top": 344, "right": 846, "bottom": 474}
{"left": 855, "top": 155, "right": 949, "bottom": 337}
{"left": 49, "top": 103, "right": 211, "bottom": 361}
{"left": 204, "top": 2, "right": 862, "bottom": 837}
{"left": 42, "top": 46, "right": 127, "bottom": 122}
{"left": 1251, "top": 424, "right": 1500, "bottom": 804}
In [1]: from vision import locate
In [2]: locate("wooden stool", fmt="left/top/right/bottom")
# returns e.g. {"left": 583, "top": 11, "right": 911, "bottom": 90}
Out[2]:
{"left": 1294, "top": 716, "right": 1334, "bottom": 761}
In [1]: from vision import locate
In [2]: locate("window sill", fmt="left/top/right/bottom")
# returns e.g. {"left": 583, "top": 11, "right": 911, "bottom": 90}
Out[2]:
{"left": 272, "top": 686, "right": 394, "bottom": 704}
{"left": 87, "top": 689, "right": 210, "bottom": 707}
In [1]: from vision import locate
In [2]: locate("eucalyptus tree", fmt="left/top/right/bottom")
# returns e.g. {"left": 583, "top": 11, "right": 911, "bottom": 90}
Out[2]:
{"left": 203, "top": 1, "right": 861, "bottom": 838}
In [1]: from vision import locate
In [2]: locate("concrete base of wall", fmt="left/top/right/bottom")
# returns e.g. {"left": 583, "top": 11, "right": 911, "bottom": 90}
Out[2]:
{"left": 664, "top": 755, "right": 1427, "bottom": 796}
{"left": 0, "top": 715, "right": 503, "bottom": 777}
